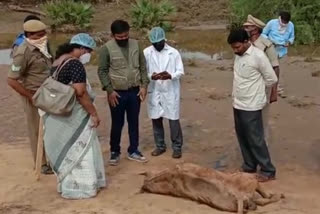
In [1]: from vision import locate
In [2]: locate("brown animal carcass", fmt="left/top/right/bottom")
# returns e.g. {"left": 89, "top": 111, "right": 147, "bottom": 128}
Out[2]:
{"left": 141, "top": 163, "right": 283, "bottom": 214}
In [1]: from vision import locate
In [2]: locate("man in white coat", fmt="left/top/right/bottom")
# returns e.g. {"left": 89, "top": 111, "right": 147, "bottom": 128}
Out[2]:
{"left": 144, "top": 27, "right": 184, "bottom": 159}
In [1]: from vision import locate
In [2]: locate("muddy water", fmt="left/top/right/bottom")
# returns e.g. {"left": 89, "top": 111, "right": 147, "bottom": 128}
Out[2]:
{"left": 0, "top": 30, "right": 319, "bottom": 65}
{"left": 0, "top": 49, "right": 12, "bottom": 65}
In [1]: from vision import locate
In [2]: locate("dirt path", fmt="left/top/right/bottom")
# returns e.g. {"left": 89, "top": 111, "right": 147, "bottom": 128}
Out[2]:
{"left": 0, "top": 56, "right": 320, "bottom": 213}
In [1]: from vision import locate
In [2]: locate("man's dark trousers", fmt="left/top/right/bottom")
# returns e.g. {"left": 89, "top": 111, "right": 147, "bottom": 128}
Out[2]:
{"left": 152, "top": 117, "right": 183, "bottom": 151}
{"left": 109, "top": 87, "right": 140, "bottom": 155}
{"left": 233, "top": 108, "right": 276, "bottom": 176}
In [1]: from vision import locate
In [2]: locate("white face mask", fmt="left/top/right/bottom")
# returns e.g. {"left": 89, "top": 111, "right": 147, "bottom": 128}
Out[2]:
{"left": 79, "top": 53, "right": 91, "bottom": 64}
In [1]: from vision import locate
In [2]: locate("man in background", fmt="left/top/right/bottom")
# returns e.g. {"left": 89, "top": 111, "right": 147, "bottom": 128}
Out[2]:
{"left": 262, "top": 11, "right": 295, "bottom": 98}
{"left": 243, "top": 14, "right": 279, "bottom": 144}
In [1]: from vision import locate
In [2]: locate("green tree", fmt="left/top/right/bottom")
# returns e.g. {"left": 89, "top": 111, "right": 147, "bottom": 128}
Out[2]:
{"left": 130, "top": 0, "right": 176, "bottom": 32}
{"left": 43, "top": 0, "right": 94, "bottom": 31}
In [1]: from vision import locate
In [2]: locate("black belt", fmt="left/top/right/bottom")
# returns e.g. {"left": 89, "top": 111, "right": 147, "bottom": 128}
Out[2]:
{"left": 115, "top": 86, "right": 139, "bottom": 92}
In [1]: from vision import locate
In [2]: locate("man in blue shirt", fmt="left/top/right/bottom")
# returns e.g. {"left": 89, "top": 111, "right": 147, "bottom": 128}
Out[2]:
{"left": 262, "top": 11, "right": 295, "bottom": 98}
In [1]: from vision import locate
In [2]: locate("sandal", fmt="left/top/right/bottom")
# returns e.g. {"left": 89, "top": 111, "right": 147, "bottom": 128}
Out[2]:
{"left": 256, "top": 174, "right": 275, "bottom": 182}
{"left": 41, "top": 164, "right": 54, "bottom": 175}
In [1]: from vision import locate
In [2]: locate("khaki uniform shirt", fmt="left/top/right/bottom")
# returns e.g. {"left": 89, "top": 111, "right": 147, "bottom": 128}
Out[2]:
{"left": 8, "top": 42, "right": 52, "bottom": 91}
{"left": 232, "top": 45, "right": 278, "bottom": 111}
{"left": 253, "top": 36, "right": 279, "bottom": 67}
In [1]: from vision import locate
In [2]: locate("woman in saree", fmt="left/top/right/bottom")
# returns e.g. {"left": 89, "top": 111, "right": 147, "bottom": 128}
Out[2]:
{"left": 43, "top": 33, "right": 106, "bottom": 199}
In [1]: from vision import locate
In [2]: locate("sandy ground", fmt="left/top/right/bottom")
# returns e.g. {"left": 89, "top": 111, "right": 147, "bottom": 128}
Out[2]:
{"left": 0, "top": 1, "right": 320, "bottom": 213}
{"left": 0, "top": 56, "right": 320, "bottom": 214}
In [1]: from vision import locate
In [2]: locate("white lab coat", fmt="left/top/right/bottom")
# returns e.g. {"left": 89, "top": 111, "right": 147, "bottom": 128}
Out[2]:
{"left": 144, "top": 44, "right": 184, "bottom": 120}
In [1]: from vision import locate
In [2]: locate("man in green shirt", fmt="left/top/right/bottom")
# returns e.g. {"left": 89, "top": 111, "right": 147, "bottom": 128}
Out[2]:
{"left": 98, "top": 20, "right": 149, "bottom": 165}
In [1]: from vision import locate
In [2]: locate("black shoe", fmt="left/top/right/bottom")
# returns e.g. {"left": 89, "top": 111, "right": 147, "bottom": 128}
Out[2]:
{"left": 172, "top": 150, "right": 182, "bottom": 159}
{"left": 241, "top": 168, "right": 257, "bottom": 173}
{"left": 151, "top": 148, "right": 166, "bottom": 156}
{"left": 41, "top": 164, "right": 53, "bottom": 175}
{"left": 109, "top": 152, "right": 120, "bottom": 166}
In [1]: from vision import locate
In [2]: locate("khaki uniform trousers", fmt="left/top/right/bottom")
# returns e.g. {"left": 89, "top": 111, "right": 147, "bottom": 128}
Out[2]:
{"left": 21, "top": 96, "right": 46, "bottom": 166}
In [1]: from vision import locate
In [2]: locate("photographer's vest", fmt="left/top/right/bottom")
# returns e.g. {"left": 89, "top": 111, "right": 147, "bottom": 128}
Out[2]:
{"left": 106, "top": 39, "right": 141, "bottom": 90}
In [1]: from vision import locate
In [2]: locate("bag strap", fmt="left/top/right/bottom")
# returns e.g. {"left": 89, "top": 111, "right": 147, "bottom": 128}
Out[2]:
{"left": 52, "top": 57, "right": 77, "bottom": 80}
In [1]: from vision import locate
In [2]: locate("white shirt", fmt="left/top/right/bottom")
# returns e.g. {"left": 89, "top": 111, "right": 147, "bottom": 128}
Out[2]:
{"left": 144, "top": 44, "right": 184, "bottom": 120}
{"left": 232, "top": 45, "right": 278, "bottom": 111}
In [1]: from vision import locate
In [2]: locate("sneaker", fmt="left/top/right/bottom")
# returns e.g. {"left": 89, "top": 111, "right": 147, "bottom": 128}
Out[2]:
{"left": 127, "top": 151, "right": 148, "bottom": 163}
{"left": 172, "top": 150, "right": 182, "bottom": 159}
{"left": 109, "top": 152, "right": 120, "bottom": 166}
{"left": 151, "top": 148, "right": 166, "bottom": 156}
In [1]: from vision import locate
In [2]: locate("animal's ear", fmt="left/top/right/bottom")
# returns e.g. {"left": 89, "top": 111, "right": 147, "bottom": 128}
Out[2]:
{"left": 139, "top": 171, "right": 150, "bottom": 177}
{"left": 175, "top": 161, "right": 187, "bottom": 169}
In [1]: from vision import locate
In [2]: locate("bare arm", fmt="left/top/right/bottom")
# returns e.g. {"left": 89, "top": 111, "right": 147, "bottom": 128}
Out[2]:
{"left": 72, "top": 83, "right": 100, "bottom": 127}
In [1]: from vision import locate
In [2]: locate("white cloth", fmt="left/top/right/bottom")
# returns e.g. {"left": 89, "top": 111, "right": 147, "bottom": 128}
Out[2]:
{"left": 144, "top": 44, "right": 184, "bottom": 120}
{"left": 26, "top": 36, "right": 52, "bottom": 59}
{"left": 278, "top": 17, "right": 288, "bottom": 34}
{"left": 232, "top": 45, "right": 278, "bottom": 111}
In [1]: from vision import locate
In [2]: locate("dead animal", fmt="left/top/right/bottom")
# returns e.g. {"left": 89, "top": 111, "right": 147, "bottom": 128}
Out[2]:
{"left": 141, "top": 163, "right": 284, "bottom": 214}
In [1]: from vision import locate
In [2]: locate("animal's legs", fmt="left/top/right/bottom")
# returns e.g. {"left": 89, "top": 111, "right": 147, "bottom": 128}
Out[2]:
{"left": 237, "top": 199, "right": 244, "bottom": 214}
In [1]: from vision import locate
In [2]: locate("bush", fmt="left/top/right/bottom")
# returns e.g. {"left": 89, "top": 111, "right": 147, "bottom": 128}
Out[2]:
{"left": 130, "top": 0, "right": 176, "bottom": 32}
{"left": 230, "top": 0, "right": 320, "bottom": 44}
{"left": 42, "top": 0, "right": 94, "bottom": 31}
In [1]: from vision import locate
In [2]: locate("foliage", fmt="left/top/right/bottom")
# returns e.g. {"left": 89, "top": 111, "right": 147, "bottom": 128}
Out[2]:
{"left": 42, "top": 0, "right": 94, "bottom": 30}
{"left": 72, "top": 0, "right": 103, "bottom": 3}
{"left": 230, "top": 0, "right": 320, "bottom": 44}
{"left": 130, "top": 0, "right": 176, "bottom": 32}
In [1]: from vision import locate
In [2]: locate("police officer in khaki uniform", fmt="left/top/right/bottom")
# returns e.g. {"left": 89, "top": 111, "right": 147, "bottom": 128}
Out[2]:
{"left": 243, "top": 15, "right": 279, "bottom": 145}
{"left": 7, "top": 20, "right": 53, "bottom": 174}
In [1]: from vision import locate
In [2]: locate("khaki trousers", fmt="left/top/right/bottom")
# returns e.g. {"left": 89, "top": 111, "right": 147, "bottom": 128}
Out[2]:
{"left": 21, "top": 96, "right": 46, "bottom": 166}
{"left": 277, "top": 56, "right": 287, "bottom": 94}
{"left": 262, "top": 88, "right": 272, "bottom": 145}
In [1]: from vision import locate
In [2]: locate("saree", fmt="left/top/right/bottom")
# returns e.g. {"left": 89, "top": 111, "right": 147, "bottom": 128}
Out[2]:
{"left": 43, "top": 83, "right": 106, "bottom": 199}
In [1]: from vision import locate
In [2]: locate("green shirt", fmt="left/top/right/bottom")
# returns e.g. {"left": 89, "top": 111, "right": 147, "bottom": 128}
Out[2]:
{"left": 97, "top": 42, "right": 149, "bottom": 94}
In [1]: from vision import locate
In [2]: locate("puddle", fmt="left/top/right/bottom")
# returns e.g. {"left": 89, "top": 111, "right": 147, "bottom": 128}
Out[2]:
{"left": 0, "top": 49, "right": 12, "bottom": 65}
{"left": 180, "top": 50, "right": 225, "bottom": 61}
{"left": 1, "top": 30, "right": 320, "bottom": 65}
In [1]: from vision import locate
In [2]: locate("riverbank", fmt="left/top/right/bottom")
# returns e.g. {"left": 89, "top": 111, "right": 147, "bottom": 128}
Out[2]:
{"left": 1, "top": 56, "right": 320, "bottom": 213}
